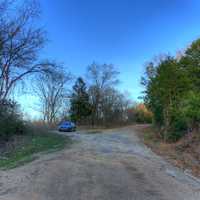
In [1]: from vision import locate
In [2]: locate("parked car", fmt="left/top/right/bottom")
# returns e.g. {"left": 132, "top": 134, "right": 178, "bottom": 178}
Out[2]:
{"left": 58, "top": 121, "right": 76, "bottom": 132}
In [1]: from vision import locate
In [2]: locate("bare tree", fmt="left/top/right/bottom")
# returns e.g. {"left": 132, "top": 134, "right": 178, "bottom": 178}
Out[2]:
{"left": 87, "top": 62, "right": 119, "bottom": 90}
{"left": 101, "top": 88, "right": 131, "bottom": 126}
{"left": 87, "top": 62, "right": 120, "bottom": 125}
{"left": 0, "top": 0, "right": 50, "bottom": 102}
{"left": 34, "top": 64, "right": 72, "bottom": 125}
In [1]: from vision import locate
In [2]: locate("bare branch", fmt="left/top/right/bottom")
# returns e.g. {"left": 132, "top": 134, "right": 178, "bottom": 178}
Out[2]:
{"left": 0, "top": 0, "right": 47, "bottom": 101}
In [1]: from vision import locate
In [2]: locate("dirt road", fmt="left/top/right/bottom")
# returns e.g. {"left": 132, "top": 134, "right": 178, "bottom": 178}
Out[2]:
{"left": 0, "top": 126, "right": 200, "bottom": 200}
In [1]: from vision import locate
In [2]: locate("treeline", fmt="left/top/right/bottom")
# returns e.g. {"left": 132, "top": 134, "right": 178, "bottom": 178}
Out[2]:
{"left": 34, "top": 61, "right": 153, "bottom": 127}
{"left": 0, "top": 0, "right": 152, "bottom": 140}
{"left": 70, "top": 63, "right": 128, "bottom": 126}
{"left": 142, "top": 39, "right": 200, "bottom": 142}
{"left": 69, "top": 63, "right": 145, "bottom": 127}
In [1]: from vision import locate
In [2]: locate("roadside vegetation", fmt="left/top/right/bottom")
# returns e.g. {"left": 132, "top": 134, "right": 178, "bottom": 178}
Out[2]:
{"left": 136, "top": 125, "right": 200, "bottom": 177}
{"left": 0, "top": 125, "right": 72, "bottom": 169}
{"left": 139, "top": 40, "right": 200, "bottom": 176}
{"left": 0, "top": 88, "right": 71, "bottom": 170}
{"left": 142, "top": 39, "right": 200, "bottom": 142}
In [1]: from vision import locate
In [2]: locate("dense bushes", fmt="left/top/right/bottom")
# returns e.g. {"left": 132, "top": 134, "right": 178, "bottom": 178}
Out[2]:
{"left": 127, "top": 103, "right": 153, "bottom": 124}
{"left": 142, "top": 38, "right": 200, "bottom": 142}
{"left": 0, "top": 100, "right": 26, "bottom": 140}
{"left": 182, "top": 92, "right": 200, "bottom": 131}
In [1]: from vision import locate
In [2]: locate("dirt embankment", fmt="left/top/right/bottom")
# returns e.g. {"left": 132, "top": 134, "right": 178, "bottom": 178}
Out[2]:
{"left": 135, "top": 124, "right": 200, "bottom": 178}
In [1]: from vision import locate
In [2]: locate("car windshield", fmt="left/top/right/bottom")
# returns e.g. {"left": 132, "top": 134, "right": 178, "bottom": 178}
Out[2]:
{"left": 62, "top": 122, "right": 70, "bottom": 125}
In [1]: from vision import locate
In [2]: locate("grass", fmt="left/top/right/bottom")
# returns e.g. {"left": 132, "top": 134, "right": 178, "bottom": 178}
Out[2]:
{"left": 0, "top": 133, "right": 72, "bottom": 170}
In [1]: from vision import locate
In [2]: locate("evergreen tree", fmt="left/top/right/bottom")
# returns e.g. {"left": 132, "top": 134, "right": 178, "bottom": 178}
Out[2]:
{"left": 142, "top": 56, "right": 190, "bottom": 141}
{"left": 70, "top": 77, "right": 91, "bottom": 123}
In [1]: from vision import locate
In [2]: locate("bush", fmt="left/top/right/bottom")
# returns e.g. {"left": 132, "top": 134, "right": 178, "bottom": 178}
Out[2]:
{"left": 163, "top": 109, "right": 187, "bottom": 142}
{"left": 0, "top": 100, "right": 26, "bottom": 140}
{"left": 182, "top": 91, "right": 200, "bottom": 131}
{"left": 26, "top": 120, "right": 52, "bottom": 136}
{"left": 127, "top": 103, "right": 153, "bottom": 124}
{"left": 165, "top": 91, "right": 200, "bottom": 142}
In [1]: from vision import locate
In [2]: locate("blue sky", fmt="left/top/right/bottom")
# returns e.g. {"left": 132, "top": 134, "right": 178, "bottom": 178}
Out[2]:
{"left": 19, "top": 0, "right": 200, "bottom": 118}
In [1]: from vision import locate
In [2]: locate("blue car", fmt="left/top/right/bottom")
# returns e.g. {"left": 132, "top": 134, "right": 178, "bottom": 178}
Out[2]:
{"left": 58, "top": 121, "right": 76, "bottom": 132}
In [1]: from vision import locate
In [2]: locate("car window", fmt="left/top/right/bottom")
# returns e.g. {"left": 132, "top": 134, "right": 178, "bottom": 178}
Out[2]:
{"left": 60, "top": 122, "right": 69, "bottom": 125}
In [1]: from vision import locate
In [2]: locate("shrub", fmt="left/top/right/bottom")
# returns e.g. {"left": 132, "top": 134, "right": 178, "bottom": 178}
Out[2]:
{"left": 182, "top": 91, "right": 200, "bottom": 131}
{"left": 163, "top": 109, "right": 187, "bottom": 142}
{"left": 0, "top": 100, "right": 26, "bottom": 140}
{"left": 127, "top": 103, "right": 153, "bottom": 124}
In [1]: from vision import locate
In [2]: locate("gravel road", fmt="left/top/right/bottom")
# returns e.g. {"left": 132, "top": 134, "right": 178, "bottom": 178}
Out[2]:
{"left": 0, "top": 126, "right": 200, "bottom": 200}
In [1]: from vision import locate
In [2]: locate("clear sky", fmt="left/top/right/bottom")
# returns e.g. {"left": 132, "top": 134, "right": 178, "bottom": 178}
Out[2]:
{"left": 19, "top": 0, "right": 200, "bottom": 118}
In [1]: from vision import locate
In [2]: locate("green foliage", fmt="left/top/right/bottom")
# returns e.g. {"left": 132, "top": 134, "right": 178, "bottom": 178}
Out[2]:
{"left": 180, "top": 39, "right": 200, "bottom": 90}
{"left": 0, "top": 100, "right": 26, "bottom": 140}
{"left": 182, "top": 91, "right": 200, "bottom": 130}
{"left": 70, "top": 77, "right": 92, "bottom": 123}
{"left": 141, "top": 51, "right": 197, "bottom": 142}
{"left": 165, "top": 111, "right": 187, "bottom": 142}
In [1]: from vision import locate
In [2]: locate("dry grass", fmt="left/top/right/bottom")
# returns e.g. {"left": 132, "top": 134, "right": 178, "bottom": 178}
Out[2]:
{"left": 0, "top": 126, "right": 72, "bottom": 169}
{"left": 134, "top": 124, "right": 200, "bottom": 177}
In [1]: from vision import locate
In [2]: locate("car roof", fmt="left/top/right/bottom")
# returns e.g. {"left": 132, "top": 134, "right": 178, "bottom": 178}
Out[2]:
{"left": 61, "top": 121, "right": 73, "bottom": 124}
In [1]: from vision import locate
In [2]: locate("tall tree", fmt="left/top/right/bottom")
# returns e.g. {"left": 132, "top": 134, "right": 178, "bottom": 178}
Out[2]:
{"left": 142, "top": 56, "right": 190, "bottom": 141}
{"left": 87, "top": 62, "right": 119, "bottom": 125}
{"left": 180, "top": 38, "right": 200, "bottom": 91}
{"left": 34, "top": 64, "right": 72, "bottom": 125}
{"left": 0, "top": 0, "right": 52, "bottom": 102}
{"left": 70, "top": 77, "right": 91, "bottom": 124}
{"left": 101, "top": 88, "right": 130, "bottom": 126}
{"left": 179, "top": 39, "right": 200, "bottom": 132}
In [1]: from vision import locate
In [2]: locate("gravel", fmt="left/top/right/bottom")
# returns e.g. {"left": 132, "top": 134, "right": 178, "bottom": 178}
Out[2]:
{"left": 0, "top": 126, "right": 200, "bottom": 200}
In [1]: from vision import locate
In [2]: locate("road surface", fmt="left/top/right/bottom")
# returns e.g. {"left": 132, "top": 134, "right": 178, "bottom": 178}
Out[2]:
{"left": 0, "top": 126, "right": 200, "bottom": 200}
